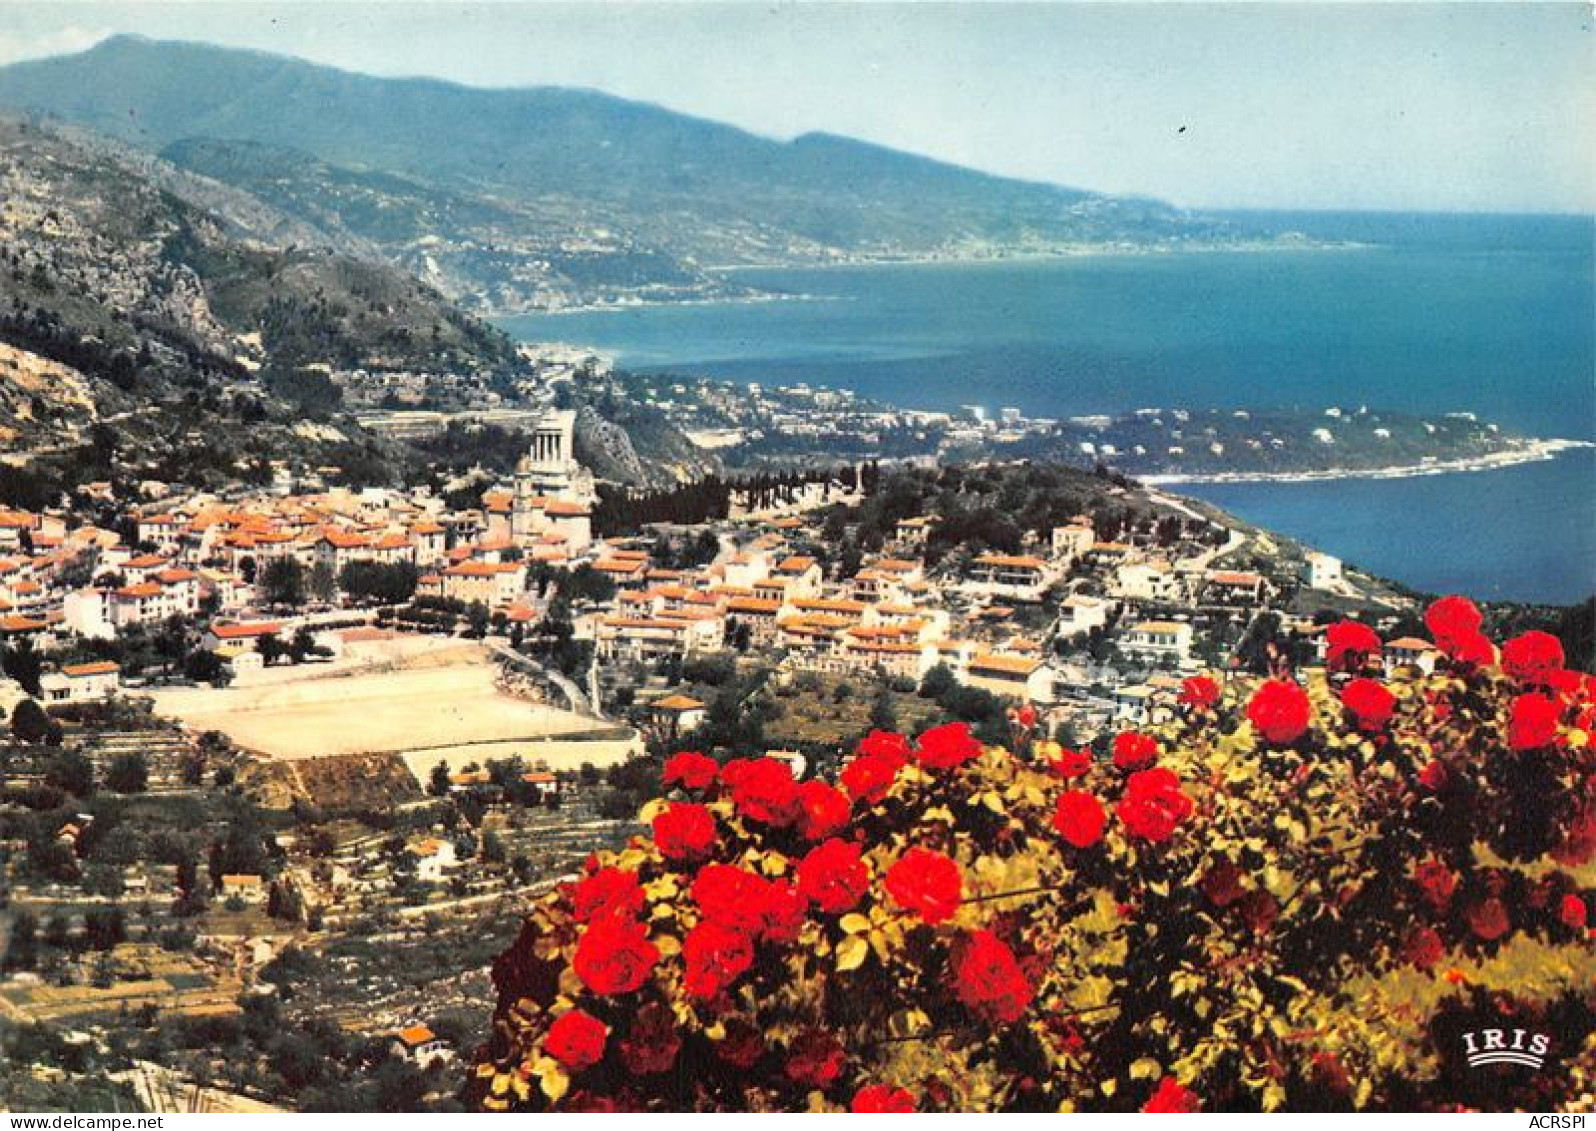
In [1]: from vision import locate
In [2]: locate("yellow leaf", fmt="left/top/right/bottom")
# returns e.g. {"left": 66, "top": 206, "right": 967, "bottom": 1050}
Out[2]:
{"left": 645, "top": 875, "right": 680, "bottom": 901}
{"left": 1101, "top": 1079, "right": 1118, "bottom": 1098}
{"left": 868, "top": 928, "right": 893, "bottom": 962}
{"left": 1130, "top": 1057, "right": 1162, "bottom": 1081}
{"left": 535, "top": 1059, "right": 569, "bottom": 1104}
{"left": 836, "top": 934, "right": 869, "bottom": 971}
{"left": 761, "top": 853, "right": 789, "bottom": 877}
{"left": 839, "top": 912, "right": 871, "bottom": 935}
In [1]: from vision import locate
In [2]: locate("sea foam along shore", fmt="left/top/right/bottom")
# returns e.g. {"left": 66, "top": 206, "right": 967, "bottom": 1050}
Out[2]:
{"left": 1140, "top": 437, "right": 1594, "bottom": 486}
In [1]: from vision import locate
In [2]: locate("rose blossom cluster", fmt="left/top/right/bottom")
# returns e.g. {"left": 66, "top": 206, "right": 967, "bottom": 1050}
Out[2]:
{"left": 475, "top": 594, "right": 1592, "bottom": 1112}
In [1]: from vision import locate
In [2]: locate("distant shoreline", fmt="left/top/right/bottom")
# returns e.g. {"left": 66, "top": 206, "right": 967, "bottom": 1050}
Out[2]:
{"left": 1141, "top": 438, "right": 1593, "bottom": 486}
{"left": 493, "top": 239, "right": 1363, "bottom": 319}
{"left": 712, "top": 239, "right": 1364, "bottom": 273}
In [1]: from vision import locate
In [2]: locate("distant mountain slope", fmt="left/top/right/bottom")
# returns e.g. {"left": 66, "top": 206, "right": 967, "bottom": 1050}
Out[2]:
{"left": 0, "top": 116, "right": 520, "bottom": 496}
{"left": 0, "top": 35, "right": 1259, "bottom": 311}
{"left": 157, "top": 136, "right": 726, "bottom": 314}
{"left": 0, "top": 117, "right": 514, "bottom": 378}
{"left": 0, "top": 117, "right": 719, "bottom": 499}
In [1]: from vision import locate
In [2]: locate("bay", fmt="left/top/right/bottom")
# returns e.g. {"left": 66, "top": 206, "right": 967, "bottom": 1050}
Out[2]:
{"left": 499, "top": 212, "right": 1595, "bottom": 604}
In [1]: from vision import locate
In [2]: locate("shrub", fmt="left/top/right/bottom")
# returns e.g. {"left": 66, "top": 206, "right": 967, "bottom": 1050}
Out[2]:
{"left": 468, "top": 599, "right": 1594, "bottom": 1112}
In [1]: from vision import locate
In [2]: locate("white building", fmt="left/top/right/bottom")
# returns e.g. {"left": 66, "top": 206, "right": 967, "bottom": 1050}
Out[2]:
{"left": 408, "top": 838, "right": 458, "bottom": 884}
{"left": 1051, "top": 521, "right": 1095, "bottom": 564}
{"left": 965, "top": 652, "right": 1052, "bottom": 703}
{"left": 962, "top": 554, "right": 1055, "bottom": 602}
{"left": 391, "top": 1025, "right": 453, "bottom": 1068}
{"left": 38, "top": 662, "right": 121, "bottom": 704}
{"left": 1056, "top": 594, "right": 1111, "bottom": 637}
{"left": 1303, "top": 552, "right": 1343, "bottom": 590}
{"left": 1113, "top": 561, "right": 1180, "bottom": 603}
{"left": 510, "top": 410, "right": 597, "bottom": 550}
{"left": 62, "top": 589, "right": 115, "bottom": 640}
{"left": 1118, "top": 620, "right": 1195, "bottom": 666}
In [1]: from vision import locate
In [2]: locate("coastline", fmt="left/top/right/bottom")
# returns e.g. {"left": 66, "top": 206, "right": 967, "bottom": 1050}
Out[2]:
{"left": 1140, "top": 438, "right": 1593, "bottom": 486}
{"left": 495, "top": 288, "right": 833, "bottom": 320}
{"left": 488, "top": 240, "right": 1366, "bottom": 319}
{"left": 706, "top": 237, "right": 1367, "bottom": 274}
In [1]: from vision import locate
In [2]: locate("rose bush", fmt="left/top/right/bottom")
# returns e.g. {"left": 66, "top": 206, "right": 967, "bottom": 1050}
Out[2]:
{"left": 470, "top": 599, "right": 1594, "bottom": 1112}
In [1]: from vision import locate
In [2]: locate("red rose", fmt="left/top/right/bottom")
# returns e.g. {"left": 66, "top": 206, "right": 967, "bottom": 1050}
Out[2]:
{"left": 1312, "top": 1052, "right": 1351, "bottom": 1095}
{"left": 1142, "top": 1077, "right": 1200, "bottom": 1113}
{"left": 1447, "top": 630, "right": 1498, "bottom": 668}
{"left": 1414, "top": 858, "right": 1457, "bottom": 911}
{"left": 1341, "top": 677, "right": 1396, "bottom": 731}
{"left": 682, "top": 919, "right": 754, "bottom": 998}
{"left": 841, "top": 751, "right": 903, "bottom": 805}
{"left": 857, "top": 729, "right": 913, "bottom": 763}
{"left": 1403, "top": 926, "right": 1444, "bottom": 969}
{"left": 727, "top": 757, "right": 801, "bottom": 826}
{"left": 1047, "top": 746, "right": 1094, "bottom": 779}
{"left": 715, "top": 1018, "right": 765, "bottom": 1068}
{"left": 1112, "top": 731, "right": 1160, "bottom": 771}
{"left": 691, "top": 864, "right": 773, "bottom": 935}
{"left": 1325, "top": 620, "right": 1382, "bottom": 672}
{"left": 1116, "top": 767, "right": 1195, "bottom": 843}
{"left": 1547, "top": 667, "right": 1586, "bottom": 696}
{"left": 663, "top": 750, "right": 718, "bottom": 792}
{"left": 1419, "top": 761, "right": 1450, "bottom": 792}
{"left": 1559, "top": 893, "right": 1587, "bottom": 930}
{"left": 952, "top": 929, "right": 1032, "bottom": 1024}
{"left": 573, "top": 915, "right": 659, "bottom": 996}
{"left": 884, "top": 846, "right": 963, "bottom": 925}
{"left": 914, "top": 721, "right": 982, "bottom": 770}
{"left": 1467, "top": 897, "right": 1510, "bottom": 941}
{"left": 1013, "top": 703, "right": 1038, "bottom": 729}
{"left": 653, "top": 802, "right": 717, "bottom": 861}
{"left": 1553, "top": 807, "right": 1596, "bottom": 867}
{"left": 1052, "top": 790, "right": 1107, "bottom": 848}
{"left": 852, "top": 1085, "right": 916, "bottom": 1113}
{"left": 1247, "top": 679, "right": 1312, "bottom": 745}
{"left": 570, "top": 866, "right": 645, "bottom": 924}
{"left": 619, "top": 1001, "right": 680, "bottom": 1076}
{"left": 795, "top": 780, "right": 852, "bottom": 841}
{"left": 1426, "top": 594, "right": 1483, "bottom": 648}
{"left": 1239, "top": 889, "right": 1279, "bottom": 935}
{"left": 1178, "top": 676, "right": 1220, "bottom": 709}
{"left": 797, "top": 838, "right": 870, "bottom": 914}
{"left": 784, "top": 1028, "right": 846, "bottom": 1089}
{"left": 1200, "top": 858, "right": 1245, "bottom": 908}
{"left": 545, "top": 1009, "right": 607, "bottom": 1072}
{"left": 1508, "top": 692, "right": 1561, "bottom": 751}
{"left": 564, "top": 1092, "right": 623, "bottom": 1113}
{"left": 760, "top": 878, "right": 808, "bottom": 944}
{"left": 1502, "top": 631, "right": 1566, "bottom": 685}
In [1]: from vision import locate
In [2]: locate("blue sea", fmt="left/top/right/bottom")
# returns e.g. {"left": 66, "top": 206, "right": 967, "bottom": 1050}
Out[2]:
{"left": 500, "top": 212, "right": 1596, "bottom": 605}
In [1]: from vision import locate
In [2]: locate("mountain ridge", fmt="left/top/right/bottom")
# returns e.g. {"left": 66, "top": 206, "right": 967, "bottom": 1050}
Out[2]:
{"left": 0, "top": 35, "right": 1265, "bottom": 312}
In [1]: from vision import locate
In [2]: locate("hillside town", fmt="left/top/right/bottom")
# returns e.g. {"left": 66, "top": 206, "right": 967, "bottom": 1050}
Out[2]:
{"left": 0, "top": 402, "right": 1552, "bottom": 1111}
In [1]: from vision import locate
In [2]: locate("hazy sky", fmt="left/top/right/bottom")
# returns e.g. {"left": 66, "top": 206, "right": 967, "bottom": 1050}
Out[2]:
{"left": 2, "top": 2, "right": 1591, "bottom": 213}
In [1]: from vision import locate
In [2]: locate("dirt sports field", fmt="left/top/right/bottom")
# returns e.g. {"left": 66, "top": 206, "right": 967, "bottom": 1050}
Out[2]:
{"left": 151, "top": 634, "right": 636, "bottom": 767}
